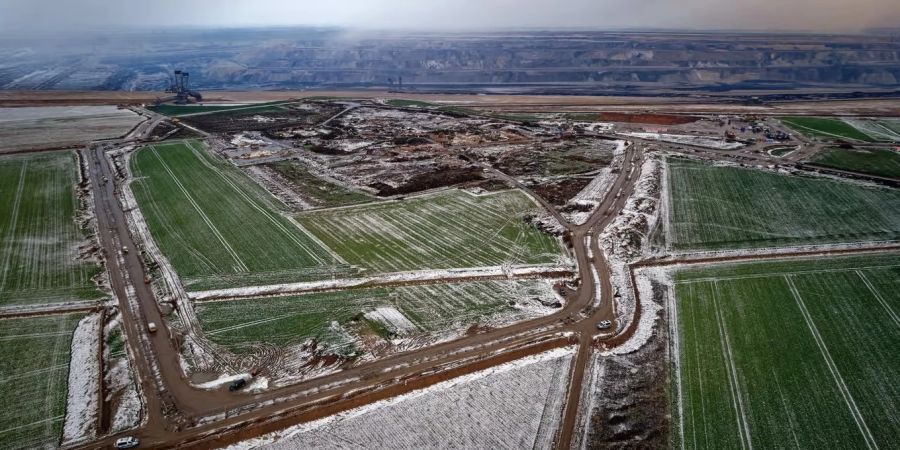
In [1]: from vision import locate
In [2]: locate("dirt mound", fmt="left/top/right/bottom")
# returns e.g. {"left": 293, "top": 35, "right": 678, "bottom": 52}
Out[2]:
{"left": 598, "top": 112, "right": 699, "bottom": 125}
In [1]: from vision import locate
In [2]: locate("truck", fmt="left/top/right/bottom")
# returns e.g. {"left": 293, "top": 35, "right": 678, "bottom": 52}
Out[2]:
{"left": 147, "top": 322, "right": 157, "bottom": 333}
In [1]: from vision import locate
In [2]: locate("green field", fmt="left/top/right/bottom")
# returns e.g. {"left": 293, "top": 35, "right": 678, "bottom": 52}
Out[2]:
{"left": 0, "top": 151, "right": 103, "bottom": 306}
{"left": 296, "top": 189, "right": 563, "bottom": 274}
{"left": 780, "top": 117, "right": 874, "bottom": 142}
{"left": 0, "top": 314, "right": 83, "bottom": 449}
{"left": 811, "top": 148, "right": 900, "bottom": 179}
{"left": 672, "top": 254, "right": 900, "bottom": 449}
{"left": 667, "top": 158, "right": 900, "bottom": 250}
{"left": 197, "top": 279, "right": 557, "bottom": 354}
{"left": 264, "top": 161, "right": 375, "bottom": 208}
{"left": 841, "top": 118, "right": 900, "bottom": 143}
{"left": 130, "top": 141, "right": 352, "bottom": 291}
{"left": 150, "top": 101, "right": 289, "bottom": 117}
{"left": 385, "top": 99, "right": 436, "bottom": 108}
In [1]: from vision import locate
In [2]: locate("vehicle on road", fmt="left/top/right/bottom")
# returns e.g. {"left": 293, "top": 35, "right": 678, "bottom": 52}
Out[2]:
{"left": 115, "top": 436, "right": 140, "bottom": 449}
{"left": 229, "top": 378, "right": 247, "bottom": 392}
{"left": 596, "top": 320, "right": 612, "bottom": 330}
{"left": 147, "top": 322, "right": 157, "bottom": 333}
{"left": 121, "top": 246, "right": 128, "bottom": 254}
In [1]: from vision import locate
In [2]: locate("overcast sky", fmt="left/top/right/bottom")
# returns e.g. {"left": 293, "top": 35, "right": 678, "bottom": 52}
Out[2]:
{"left": 1, "top": 0, "right": 898, "bottom": 34}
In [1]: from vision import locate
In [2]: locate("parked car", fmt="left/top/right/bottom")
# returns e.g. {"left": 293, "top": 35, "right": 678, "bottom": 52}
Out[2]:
{"left": 596, "top": 320, "right": 612, "bottom": 330}
{"left": 115, "top": 436, "right": 140, "bottom": 449}
{"left": 229, "top": 378, "right": 247, "bottom": 392}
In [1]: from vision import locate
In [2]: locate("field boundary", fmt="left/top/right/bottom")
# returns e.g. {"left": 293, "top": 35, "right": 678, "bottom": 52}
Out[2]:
{"left": 189, "top": 264, "right": 574, "bottom": 302}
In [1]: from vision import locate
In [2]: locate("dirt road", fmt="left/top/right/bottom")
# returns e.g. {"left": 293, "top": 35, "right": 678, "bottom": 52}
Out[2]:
{"left": 66, "top": 102, "right": 898, "bottom": 450}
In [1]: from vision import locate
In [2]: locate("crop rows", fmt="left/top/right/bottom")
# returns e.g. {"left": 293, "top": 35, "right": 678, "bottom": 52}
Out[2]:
{"left": 811, "top": 147, "right": 900, "bottom": 178}
{"left": 267, "top": 349, "right": 573, "bottom": 449}
{"left": 0, "top": 314, "right": 83, "bottom": 449}
{"left": 296, "top": 189, "right": 562, "bottom": 274}
{"left": 196, "top": 279, "right": 558, "bottom": 354}
{"left": 673, "top": 254, "right": 899, "bottom": 449}
{"left": 0, "top": 151, "right": 102, "bottom": 306}
{"left": 780, "top": 117, "right": 875, "bottom": 142}
{"left": 130, "top": 141, "right": 352, "bottom": 291}
{"left": 667, "top": 158, "right": 900, "bottom": 250}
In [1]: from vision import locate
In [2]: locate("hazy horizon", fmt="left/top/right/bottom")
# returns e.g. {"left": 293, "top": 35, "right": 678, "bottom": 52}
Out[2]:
{"left": 1, "top": 0, "right": 899, "bottom": 35}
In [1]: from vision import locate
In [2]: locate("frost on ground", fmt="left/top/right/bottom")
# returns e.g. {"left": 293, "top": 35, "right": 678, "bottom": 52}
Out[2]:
{"left": 562, "top": 140, "right": 627, "bottom": 225}
{"left": 107, "top": 358, "right": 143, "bottom": 433}
{"left": 62, "top": 313, "right": 101, "bottom": 445}
{"left": 364, "top": 306, "right": 417, "bottom": 334}
{"left": 620, "top": 132, "right": 744, "bottom": 150}
{"left": 188, "top": 264, "right": 573, "bottom": 301}
{"left": 228, "top": 347, "right": 575, "bottom": 450}
{"left": 103, "top": 312, "right": 143, "bottom": 433}
{"left": 596, "top": 157, "right": 663, "bottom": 339}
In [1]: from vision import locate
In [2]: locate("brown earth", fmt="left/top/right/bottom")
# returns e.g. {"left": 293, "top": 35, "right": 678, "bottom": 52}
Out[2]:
{"left": 597, "top": 112, "right": 700, "bottom": 125}
{"left": 532, "top": 178, "right": 593, "bottom": 207}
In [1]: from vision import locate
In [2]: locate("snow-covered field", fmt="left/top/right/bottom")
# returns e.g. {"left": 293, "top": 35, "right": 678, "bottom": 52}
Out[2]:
{"left": 620, "top": 132, "right": 744, "bottom": 150}
{"left": 0, "top": 106, "right": 142, "bottom": 151}
{"left": 227, "top": 347, "right": 575, "bottom": 450}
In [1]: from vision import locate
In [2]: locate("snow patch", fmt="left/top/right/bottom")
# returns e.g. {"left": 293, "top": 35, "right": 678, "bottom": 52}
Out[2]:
{"left": 62, "top": 313, "right": 101, "bottom": 445}
{"left": 364, "top": 306, "right": 417, "bottom": 334}
{"left": 194, "top": 373, "right": 251, "bottom": 390}
{"left": 620, "top": 132, "right": 744, "bottom": 150}
{"left": 225, "top": 347, "right": 576, "bottom": 450}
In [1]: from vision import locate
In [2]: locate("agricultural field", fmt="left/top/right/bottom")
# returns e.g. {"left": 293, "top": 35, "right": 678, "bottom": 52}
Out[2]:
{"left": 130, "top": 140, "right": 351, "bottom": 291}
{"left": 0, "top": 314, "right": 83, "bottom": 449}
{"left": 296, "top": 189, "right": 563, "bottom": 274}
{"left": 672, "top": 253, "right": 900, "bottom": 449}
{"left": 150, "top": 101, "right": 289, "bottom": 117}
{"left": 0, "top": 106, "right": 142, "bottom": 152}
{"left": 780, "top": 116, "right": 874, "bottom": 142}
{"left": 841, "top": 118, "right": 900, "bottom": 143}
{"left": 667, "top": 158, "right": 900, "bottom": 250}
{"left": 234, "top": 348, "right": 573, "bottom": 449}
{"left": 196, "top": 279, "right": 560, "bottom": 354}
{"left": 810, "top": 147, "right": 900, "bottom": 178}
{"left": 263, "top": 160, "right": 375, "bottom": 208}
{"left": 384, "top": 99, "right": 436, "bottom": 108}
{"left": 0, "top": 151, "right": 103, "bottom": 307}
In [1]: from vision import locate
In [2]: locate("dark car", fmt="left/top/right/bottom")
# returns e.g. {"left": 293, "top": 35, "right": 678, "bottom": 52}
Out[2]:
{"left": 229, "top": 378, "right": 247, "bottom": 392}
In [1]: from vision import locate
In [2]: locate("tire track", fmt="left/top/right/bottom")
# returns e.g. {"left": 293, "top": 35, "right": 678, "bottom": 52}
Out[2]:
{"left": 150, "top": 146, "right": 248, "bottom": 272}
{"left": 785, "top": 275, "right": 878, "bottom": 450}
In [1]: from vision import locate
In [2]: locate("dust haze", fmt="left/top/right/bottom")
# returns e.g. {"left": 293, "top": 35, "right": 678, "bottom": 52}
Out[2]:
{"left": 1, "top": 0, "right": 899, "bottom": 34}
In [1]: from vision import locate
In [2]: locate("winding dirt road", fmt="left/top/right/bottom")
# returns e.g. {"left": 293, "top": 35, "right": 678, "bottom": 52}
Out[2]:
{"left": 66, "top": 104, "right": 899, "bottom": 450}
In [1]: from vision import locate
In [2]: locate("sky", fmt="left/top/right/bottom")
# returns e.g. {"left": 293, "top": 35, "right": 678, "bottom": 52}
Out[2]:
{"left": 1, "top": 0, "right": 898, "bottom": 34}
